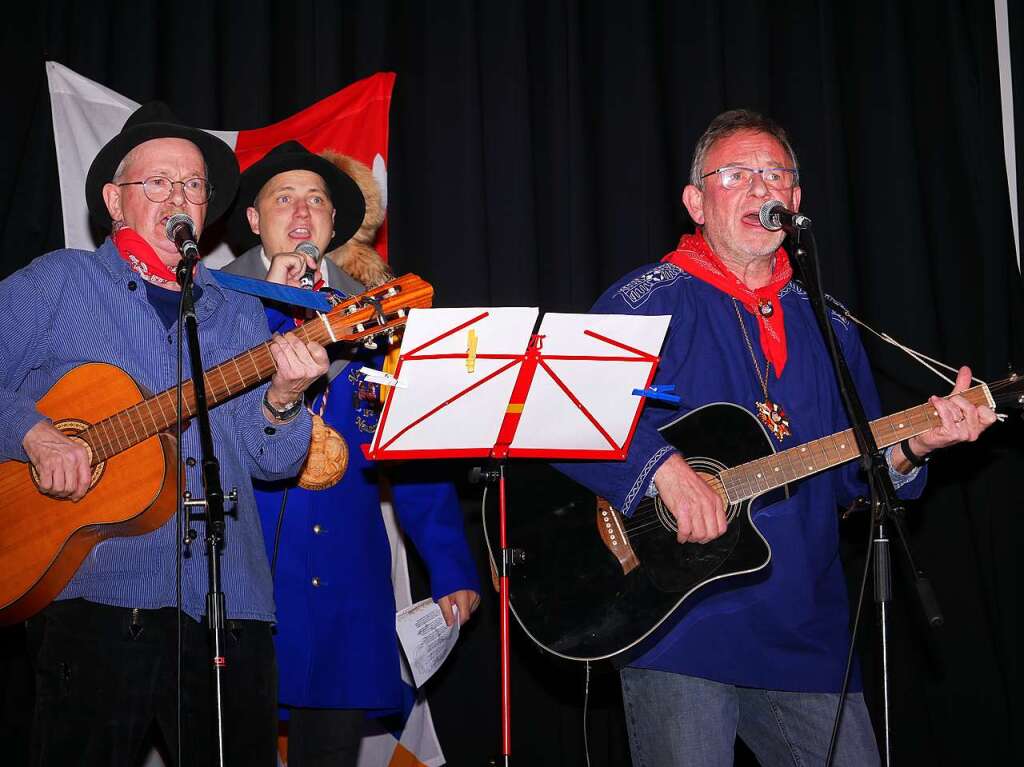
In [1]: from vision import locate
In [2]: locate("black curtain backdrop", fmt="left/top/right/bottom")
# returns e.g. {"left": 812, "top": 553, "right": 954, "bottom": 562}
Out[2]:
{"left": 2, "top": 2, "right": 1021, "bottom": 765}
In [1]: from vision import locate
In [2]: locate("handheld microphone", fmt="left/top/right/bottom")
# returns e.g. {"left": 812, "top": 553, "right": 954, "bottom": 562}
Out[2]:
{"left": 165, "top": 213, "right": 201, "bottom": 261}
{"left": 759, "top": 199, "right": 812, "bottom": 232}
{"left": 296, "top": 241, "right": 323, "bottom": 289}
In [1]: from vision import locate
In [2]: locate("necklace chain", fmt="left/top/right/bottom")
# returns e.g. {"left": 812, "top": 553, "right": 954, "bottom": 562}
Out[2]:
{"left": 731, "top": 299, "right": 792, "bottom": 442}
{"left": 732, "top": 299, "right": 770, "bottom": 398}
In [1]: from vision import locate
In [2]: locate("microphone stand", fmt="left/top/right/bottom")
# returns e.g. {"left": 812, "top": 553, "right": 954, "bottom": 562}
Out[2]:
{"left": 175, "top": 250, "right": 233, "bottom": 767}
{"left": 788, "top": 228, "right": 941, "bottom": 767}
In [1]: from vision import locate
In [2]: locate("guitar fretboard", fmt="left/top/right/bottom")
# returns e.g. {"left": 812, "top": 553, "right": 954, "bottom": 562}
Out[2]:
{"left": 76, "top": 275, "right": 431, "bottom": 464}
{"left": 719, "top": 383, "right": 995, "bottom": 503}
{"left": 84, "top": 324, "right": 328, "bottom": 463}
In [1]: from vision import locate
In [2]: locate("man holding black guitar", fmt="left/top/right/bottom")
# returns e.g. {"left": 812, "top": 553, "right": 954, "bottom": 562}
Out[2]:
{"left": 557, "top": 110, "right": 997, "bottom": 765}
{"left": 0, "top": 103, "right": 328, "bottom": 765}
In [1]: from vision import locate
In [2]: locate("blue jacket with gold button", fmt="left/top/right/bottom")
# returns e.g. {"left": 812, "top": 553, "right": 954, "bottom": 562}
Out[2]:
{"left": 256, "top": 303, "right": 480, "bottom": 712}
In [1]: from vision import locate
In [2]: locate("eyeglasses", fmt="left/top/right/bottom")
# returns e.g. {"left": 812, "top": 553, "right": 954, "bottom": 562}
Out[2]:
{"left": 701, "top": 166, "right": 798, "bottom": 191}
{"left": 116, "top": 176, "right": 214, "bottom": 205}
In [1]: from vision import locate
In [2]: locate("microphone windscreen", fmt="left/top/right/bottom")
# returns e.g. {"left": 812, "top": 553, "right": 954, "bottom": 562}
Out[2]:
{"left": 758, "top": 200, "right": 784, "bottom": 232}
{"left": 165, "top": 212, "right": 196, "bottom": 241}
{"left": 295, "top": 241, "right": 321, "bottom": 262}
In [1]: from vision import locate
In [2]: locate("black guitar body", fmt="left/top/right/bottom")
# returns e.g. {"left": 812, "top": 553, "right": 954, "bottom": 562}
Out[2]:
{"left": 482, "top": 402, "right": 786, "bottom": 661}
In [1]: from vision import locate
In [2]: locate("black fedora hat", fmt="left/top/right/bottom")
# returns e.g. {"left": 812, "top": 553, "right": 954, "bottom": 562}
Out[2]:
{"left": 85, "top": 100, "right": 240, "bottom": 228}
{"left": 230, "top": 141, "right": 366, "bottom": 252}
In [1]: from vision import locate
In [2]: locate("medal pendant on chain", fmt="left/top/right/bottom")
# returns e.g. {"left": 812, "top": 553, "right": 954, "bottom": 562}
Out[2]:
{"left": 733, "top": 299, "right": 791, "bottom": 442}
{"left": 755, "top": 398, "right": 791, "bottom": 442}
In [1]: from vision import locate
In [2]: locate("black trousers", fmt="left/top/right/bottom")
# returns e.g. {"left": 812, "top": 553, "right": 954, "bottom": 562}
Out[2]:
{"left": 287, "top": 707, "right": 365, "bottom": 767}
{"left": 26, "top": 599, "right": 277, "bottom": 767}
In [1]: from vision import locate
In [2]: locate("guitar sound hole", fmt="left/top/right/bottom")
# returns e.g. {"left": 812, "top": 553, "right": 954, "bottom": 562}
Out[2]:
{"left": 650, "top": 463, "right": 738, "bottom": 532}
{"left": 28, "top": 420, "right": 104, "bottom": 494}
{"left": 652, "top": 495, "right": 676, "bottom": 532}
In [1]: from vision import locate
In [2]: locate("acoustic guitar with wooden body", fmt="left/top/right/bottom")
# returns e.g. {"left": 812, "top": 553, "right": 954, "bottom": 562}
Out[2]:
{"left": 0, "top": 274, "right": 433, "bottom": 625}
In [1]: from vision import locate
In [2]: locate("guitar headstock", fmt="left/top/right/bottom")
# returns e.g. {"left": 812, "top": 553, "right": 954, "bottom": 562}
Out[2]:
{"left": 322, "top": 274, "right": 434, "bottom": 348}
{"left": 987, "top": 371, "right": 1024, "bottom": 412}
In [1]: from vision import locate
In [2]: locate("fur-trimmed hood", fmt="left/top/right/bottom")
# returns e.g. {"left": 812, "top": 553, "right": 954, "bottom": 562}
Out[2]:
{"left": 318, "top": 150, "right": 393, "bottom": 289}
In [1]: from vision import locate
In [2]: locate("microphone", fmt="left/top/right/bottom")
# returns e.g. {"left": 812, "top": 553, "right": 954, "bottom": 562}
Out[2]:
{"left": 758, "top": 199, "right": 812, "bottom": 232}
{"left": 165, "top": 213, "right": 201, "bottom": 261}
{"left": 296, "top": 241, "right": 323, "bottom": 290}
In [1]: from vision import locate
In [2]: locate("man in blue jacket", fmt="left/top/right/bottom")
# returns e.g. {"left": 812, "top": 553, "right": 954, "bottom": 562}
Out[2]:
{"left": 560, "top": 110, "right": 997, "bottom": 765}
{"left": 224, "top": 141, "right": 480, "bottom": 767}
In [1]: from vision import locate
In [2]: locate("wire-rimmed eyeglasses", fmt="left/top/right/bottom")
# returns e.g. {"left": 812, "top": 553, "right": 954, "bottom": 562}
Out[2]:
{"left": 116, "top": 176, "right": 214, "bottom": 205}
{"left": 700, "top": 166, "right": 798, "bottom": 191}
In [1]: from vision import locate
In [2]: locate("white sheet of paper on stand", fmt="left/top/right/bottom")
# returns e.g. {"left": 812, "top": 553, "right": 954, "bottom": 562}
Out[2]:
{"left": 395, "top": 598, "right": 460, "bottom": 689}
{"left": 369, "top": 307, "right": 670, "bottom": 457}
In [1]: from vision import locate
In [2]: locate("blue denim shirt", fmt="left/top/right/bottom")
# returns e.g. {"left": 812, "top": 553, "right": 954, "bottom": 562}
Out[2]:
{"left": 0, "top": 241, "right": 312, "bottom": 621}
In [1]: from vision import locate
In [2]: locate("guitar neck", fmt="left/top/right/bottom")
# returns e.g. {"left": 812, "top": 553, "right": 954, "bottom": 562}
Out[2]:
{"left": 719, "top": 383, "right": 995, "bottom": 503}
{"left": 78, "top": 274, "right": 432, "bottom": 464}
{"left": 85, "top": 325, "right": 329, "bottom": 463}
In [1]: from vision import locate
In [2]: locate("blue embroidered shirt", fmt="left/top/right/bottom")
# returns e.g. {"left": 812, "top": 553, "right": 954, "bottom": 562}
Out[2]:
{"left": 558, "top": 262, "right": 927, "bottom": 692}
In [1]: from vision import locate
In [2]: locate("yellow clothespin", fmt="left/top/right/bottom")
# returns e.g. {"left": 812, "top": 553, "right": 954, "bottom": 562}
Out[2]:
{"left": 380, "top": 339, "right": 401, "bottom": 403}
{"left": 466, "top": 329, "right": 478, "bottom": 373}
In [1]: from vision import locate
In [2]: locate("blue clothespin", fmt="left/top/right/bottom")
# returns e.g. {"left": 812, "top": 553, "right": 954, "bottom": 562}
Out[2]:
{"left": 632, "top": 384, "right": 681, "bottom": 404}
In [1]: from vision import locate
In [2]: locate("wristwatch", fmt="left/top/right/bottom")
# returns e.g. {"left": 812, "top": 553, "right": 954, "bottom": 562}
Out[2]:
{"left": 263, "top": 390, "right": 303, "bottom": 421}
{"left": 899, "top": 437, "right": 931, "bottom": 468}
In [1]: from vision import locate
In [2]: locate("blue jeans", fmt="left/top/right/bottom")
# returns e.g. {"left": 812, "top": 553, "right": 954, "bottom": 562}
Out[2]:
{"left": 620, "top": 667, "right": 879, "bottom": 766}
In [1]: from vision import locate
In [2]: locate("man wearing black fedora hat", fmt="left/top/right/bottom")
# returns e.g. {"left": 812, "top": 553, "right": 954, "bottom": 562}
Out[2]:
{"left": 224, "top": 141, "right": 480, "bottom": 767}
{"left": 0, "top": 102, "right": 330, "bottom": 765}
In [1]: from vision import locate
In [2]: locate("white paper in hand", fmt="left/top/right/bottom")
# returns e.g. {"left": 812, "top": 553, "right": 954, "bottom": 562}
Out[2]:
{"left": 395, "top": 598, "right": 460, "bottom": 689}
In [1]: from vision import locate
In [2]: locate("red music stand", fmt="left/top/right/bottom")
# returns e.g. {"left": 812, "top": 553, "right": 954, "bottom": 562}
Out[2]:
{"left": 365, "top": 307, "right": 670, "bottom": 765}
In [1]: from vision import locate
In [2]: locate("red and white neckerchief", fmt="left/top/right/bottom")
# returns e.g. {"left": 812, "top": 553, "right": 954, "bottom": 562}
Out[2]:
{"left": 662, "top": 230, "right": 794, "bottom": 441}
{"left": 662, "top": 230, "right": 792, "bottom": 376}
{"left": 111, "top": 226, "right": 180, "bottom": 288}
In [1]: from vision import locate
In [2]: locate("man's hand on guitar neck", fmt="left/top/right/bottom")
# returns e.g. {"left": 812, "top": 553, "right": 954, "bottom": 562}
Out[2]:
{"left": 264, "top": 332, "right": 330, "bottom": 421}
{"left": 654, "top": 453, "right": 728, "bottom": 544}
{"left": 23, "top": 420, "right": 92, "bottom": 501}
{"left": 262, "top": 251, "right": 331, "bottom": 421}
{"left": 890, "top": 366, "right": 999, "bottom": 474}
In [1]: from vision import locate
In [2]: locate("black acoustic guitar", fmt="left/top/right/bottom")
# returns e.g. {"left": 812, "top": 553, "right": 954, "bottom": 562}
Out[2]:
{"left": 482, "top": 377, "right": 1017, "bottom": 662}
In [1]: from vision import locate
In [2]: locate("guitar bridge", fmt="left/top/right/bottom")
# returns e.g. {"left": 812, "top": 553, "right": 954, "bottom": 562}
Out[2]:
{"left": 596, "top": 497, "right": 640, "bottom": 575}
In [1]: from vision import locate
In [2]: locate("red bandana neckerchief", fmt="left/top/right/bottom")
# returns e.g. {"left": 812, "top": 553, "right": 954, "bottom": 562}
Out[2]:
{"left": 662, "top": 230, "right": 792, "bottom": 377}
{"left": 112, "top": 226, "right": 179, "bottom": 288}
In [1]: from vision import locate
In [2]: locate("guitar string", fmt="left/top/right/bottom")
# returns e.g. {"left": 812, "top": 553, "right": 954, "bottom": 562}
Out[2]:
{"left": 621, "top": 498, "right": 727, "bottom": 536}
{"left": 81, "top": 286, "right": 391, "bottom": 459}
{"left": 77, "top": 293, "right": 1013, "bottom": 461}
{"left": 83, "top": 339, "right": 284, "bottom": 461}
{"left": 76, "top": 332, "right": 1018, "bottom": 469}
{"left": 615, "top": 379, "right": 1018, "bottom": 538}
{"left": 80, "top": 293, "right": 413, "bottom": 460}
{"left": 86, "top": 324, "right": 396, "bottom": 461}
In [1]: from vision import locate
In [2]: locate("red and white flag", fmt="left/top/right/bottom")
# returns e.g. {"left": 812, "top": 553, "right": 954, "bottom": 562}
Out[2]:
{"left": 46, "top": 61, "right": 392, "bottom": 265}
